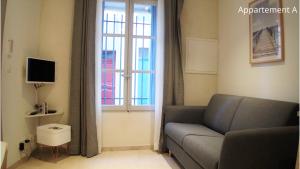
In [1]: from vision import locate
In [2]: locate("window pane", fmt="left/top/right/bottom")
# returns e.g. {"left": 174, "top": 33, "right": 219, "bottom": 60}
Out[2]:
{"left": 102, "top": 36, "right": 125, "bottom": 70}
{"left": 132, "top": 38, "right": 155, "bottom": 71}
{"left": 131, "top": 73, "right": 155, "bottom": 106}
{"left": 131, "top": 3, "right": 157, "bottom": 107}
{"left": 133, "top": 4, "right": 156, "bottom": 36}
{"left": 103, "top": 1, "right": 126, "bottom": 35}
{"left": 101, "top": 47, "right": 125, "bottom": 105}
{"left": 101, "top": 69, "right": 124, "bottom": 106}
{"left": 101, "top": 1, "right": 126, "bottom": 107}
{"left": 101, "top": 37, "right": 125, "bottom": 106}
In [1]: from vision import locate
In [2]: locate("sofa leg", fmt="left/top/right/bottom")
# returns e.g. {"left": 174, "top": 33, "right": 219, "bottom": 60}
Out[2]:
{"left": 168, "top": 150, "right": 172, "bottom": 157}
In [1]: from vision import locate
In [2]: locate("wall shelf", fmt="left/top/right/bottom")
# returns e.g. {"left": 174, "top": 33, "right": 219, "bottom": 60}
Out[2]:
{"left": 26, "top": 112, "right": 63, "bottom": 118}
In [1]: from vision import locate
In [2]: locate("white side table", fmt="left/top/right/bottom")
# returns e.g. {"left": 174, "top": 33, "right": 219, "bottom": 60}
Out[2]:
{"left": 37, "top": 124, "right": 71, "bottom": 158}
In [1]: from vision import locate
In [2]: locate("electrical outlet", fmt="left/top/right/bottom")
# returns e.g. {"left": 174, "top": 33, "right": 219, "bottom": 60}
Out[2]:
{"left": 19, "top": 142, "right": 24, "bottom": 151}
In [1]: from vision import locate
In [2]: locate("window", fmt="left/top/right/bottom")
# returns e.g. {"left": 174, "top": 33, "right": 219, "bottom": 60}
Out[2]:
{"left": 100, "top": 0, "right": 157, "bottom": 111}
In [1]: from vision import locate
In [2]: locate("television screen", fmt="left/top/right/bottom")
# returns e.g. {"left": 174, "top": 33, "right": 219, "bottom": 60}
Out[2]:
{"left": 26, "top": 58, "right": 55, "bottom": 83}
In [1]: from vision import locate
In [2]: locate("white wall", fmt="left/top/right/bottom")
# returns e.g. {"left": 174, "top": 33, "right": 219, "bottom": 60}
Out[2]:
{"left": 2, "top": 0, "right": 42, "bottom": 166}
{"left": 218, "top": 0, "right": 299, "bottom": 102}
{"left": 181, "top": 0, "right": 218, "bottom": 106}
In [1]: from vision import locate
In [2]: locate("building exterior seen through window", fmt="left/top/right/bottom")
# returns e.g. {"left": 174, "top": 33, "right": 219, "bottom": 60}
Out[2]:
{"left": 101, "top": 0, "right": 157, "bottom": 110}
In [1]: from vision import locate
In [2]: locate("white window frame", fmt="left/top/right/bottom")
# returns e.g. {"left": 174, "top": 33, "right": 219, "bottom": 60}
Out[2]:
{"left": 101, "top": 0, "right": 157, "bottom": 112}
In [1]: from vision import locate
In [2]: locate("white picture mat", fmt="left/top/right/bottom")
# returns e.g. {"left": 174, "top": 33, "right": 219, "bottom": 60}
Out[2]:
{"left": 185, "top": 38, "right": 218, "bottom": 74}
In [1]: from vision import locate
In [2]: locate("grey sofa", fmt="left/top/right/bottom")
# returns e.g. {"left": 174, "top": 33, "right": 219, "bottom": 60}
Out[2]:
{"left": 163, "top": 94, "right": 299, "bottom": 169}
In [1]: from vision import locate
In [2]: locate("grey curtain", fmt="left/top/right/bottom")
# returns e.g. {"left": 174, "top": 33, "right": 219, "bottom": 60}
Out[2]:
{"left": 69, "top": 0, "right": 98, "bottom": 157}
{"left": 160, "top": 0, "right": 185, "bottom": 152}
{"left": 163, "top": 0, "right": 184, "bottom": 106}
{"left": 1, "top": 0, "right": 7, "bottom": 45}
{"left": 1, "top": 0, "right": 7, "bottom": 141}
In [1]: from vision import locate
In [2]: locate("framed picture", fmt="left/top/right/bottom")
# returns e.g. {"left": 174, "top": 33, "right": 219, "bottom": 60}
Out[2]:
{"left": 249, "top": 0, "right": 284, "bottom": 64}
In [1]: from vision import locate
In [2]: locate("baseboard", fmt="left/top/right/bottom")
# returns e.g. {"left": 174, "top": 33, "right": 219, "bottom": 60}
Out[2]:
{"left": 102, "top": 145, "right": 153, "bottom": 152}
{"left": 7, "top": 157, "right": 28, "bottom": 169}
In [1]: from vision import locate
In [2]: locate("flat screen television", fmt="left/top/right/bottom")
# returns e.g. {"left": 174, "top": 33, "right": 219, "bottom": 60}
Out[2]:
{"left": 26, "top": 57, "right": 55, "bottom": 84}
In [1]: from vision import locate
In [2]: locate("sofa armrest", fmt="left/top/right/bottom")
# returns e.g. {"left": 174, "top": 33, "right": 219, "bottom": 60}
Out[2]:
{"left": 159, "top": 106, "right": 206, "bottom": 152}
{"left": 219, "top": 126, "right": 299, "bottom": 169}
{"left": 163, "top": 106, "right": 206, "bottom": 125}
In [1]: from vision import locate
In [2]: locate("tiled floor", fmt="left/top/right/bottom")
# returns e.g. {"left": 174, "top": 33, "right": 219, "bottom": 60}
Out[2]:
{"left": 15, "top": 150, "right": 181, "bottom": 169}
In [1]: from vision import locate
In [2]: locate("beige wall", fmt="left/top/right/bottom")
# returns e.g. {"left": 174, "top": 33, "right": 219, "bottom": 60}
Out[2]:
{"left": 102, "top": 112, "right": 153, "bottom": 148}
{"left": 38, "top": 0, "right": 74, "bottom": 124}
{"left": 218, "top": 0, "right": 299, "bottom": 102}
{"left": 2, "top": 0, "right": 74, "bottom": 166}
{"left": 2, "top": 0, "right": 42, "bottom": 166}
{"left": 181, "top": 0, "right": 218, "bottom": 106}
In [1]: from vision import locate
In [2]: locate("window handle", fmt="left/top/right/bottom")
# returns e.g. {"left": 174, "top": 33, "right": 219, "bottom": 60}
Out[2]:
{"left": 121, "top": 74, "right": 131, "bottom": 78}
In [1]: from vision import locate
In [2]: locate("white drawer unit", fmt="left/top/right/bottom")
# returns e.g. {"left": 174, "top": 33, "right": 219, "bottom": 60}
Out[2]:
{"left": 37, "top": 124, "right": 71, "bottom": 147}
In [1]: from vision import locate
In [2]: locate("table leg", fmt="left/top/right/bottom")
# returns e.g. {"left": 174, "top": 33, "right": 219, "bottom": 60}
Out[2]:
{"left": 66, "top": 143, "right": 69, "bottom": 154}
{"left": 56, "top": 146, "right": 59, "bottom": 158}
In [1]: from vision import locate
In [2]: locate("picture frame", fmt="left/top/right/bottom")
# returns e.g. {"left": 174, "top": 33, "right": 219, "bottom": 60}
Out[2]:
{"left": 249, "top": 0, "right": 284, "bottom": 64}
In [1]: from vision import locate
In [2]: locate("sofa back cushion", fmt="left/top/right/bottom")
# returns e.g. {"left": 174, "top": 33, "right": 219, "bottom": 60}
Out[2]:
{"left": 203, "top": 94, "right": 243, "bottom": 134}
{"left": 230, "top": 97, "right": 299, "bottom": 131}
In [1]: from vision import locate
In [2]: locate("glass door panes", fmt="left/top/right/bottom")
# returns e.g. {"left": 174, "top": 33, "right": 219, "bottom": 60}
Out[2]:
{"left": 103, "top": 1, "right": 126, "bottom": 35}
{"left": 131, "top": 3, "right": 157, "bottom": 106}
{"left": 101, "top": 1, "right": 126, "bottom": 106}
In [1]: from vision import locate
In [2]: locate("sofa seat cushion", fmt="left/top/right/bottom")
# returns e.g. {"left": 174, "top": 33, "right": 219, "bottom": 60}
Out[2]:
{"left": 183, "top": 135, "right": 224, "bottom": 169}
{"left": 165, "top": 122, "right": 223, "bottom": 146}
